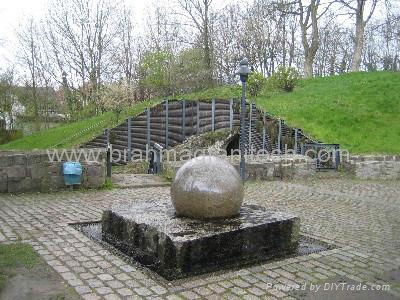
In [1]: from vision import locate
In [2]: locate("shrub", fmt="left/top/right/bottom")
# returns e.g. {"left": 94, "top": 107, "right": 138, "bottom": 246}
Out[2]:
{"left": 247, "top": 72, "right": 267, "bottom": 97}
{"left": 270, "top": 67, "right": 299, "bottom": 92}
{"left": 0, "top": 129, "right": 23, "bottom": 145}
{"left": 98, "top": 81, "right": 135, "bottom": 122}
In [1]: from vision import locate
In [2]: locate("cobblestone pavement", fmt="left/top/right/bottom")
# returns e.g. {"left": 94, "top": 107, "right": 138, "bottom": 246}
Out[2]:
{"left": 112, "top": 174, "right": 170, "bottom": 189}
{"left": 0, "top": 179, "right": 399, "bottom": 299}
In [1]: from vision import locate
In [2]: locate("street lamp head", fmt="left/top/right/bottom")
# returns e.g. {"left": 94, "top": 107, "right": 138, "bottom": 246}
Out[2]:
{"left": 236, "top": 58, "right": 251, "bottom": 83}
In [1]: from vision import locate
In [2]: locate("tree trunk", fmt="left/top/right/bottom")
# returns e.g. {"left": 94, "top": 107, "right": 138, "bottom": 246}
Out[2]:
{"left": 304, "top": 56, "right": 314, "bottom": 77}
{"left": 298, "top": 0, "right": 320, "bottom": 78}
{"left": 351, "top": 17, "right": 365, "bottom": 72}
{"left": 203, "top": 1, "right": 212, "bottom": 84}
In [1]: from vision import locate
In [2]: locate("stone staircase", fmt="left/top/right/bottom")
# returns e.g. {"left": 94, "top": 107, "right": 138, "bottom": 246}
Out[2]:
{"left": 241, "top": 103, "right": 269, "bottom": 154}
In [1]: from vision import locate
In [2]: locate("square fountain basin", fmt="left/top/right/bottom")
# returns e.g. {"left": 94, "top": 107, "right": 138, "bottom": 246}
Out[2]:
{"left": 102, "top": 197, "right": 300, "bottom": 280}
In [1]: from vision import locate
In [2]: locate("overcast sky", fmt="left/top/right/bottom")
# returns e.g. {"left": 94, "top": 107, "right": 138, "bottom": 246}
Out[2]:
{"left": 0, "top": 0, "right": 133, "bottom": 66}
{"left": 0, "top": 0, "right": 240, "bottom": 69}
{"left": 0, "top": 0, "right": 390, "bottom": 72}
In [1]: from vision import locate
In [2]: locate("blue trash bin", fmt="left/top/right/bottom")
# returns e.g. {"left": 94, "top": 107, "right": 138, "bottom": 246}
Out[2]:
{"left": 63, "top": 162, "right": 82, "bottom": 185}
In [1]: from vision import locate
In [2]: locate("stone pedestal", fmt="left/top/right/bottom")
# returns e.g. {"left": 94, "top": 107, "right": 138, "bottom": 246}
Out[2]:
{"left": 102, "top": 197, "right": 300, "bottom": 280}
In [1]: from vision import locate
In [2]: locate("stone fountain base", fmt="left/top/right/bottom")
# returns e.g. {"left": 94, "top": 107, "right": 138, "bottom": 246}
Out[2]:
{"left": 102, "top": 197, "right": 300, "bottom": 280}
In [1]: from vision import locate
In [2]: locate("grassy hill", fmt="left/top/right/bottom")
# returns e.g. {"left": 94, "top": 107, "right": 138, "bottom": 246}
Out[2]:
{"left": 1, "top": 71, "right": 399, "bottom": 154}
{"left": 0, "top": 99, "right": 160, "bottom": 150}
{"left": 256, "top": 71, "right": 400, "bottom": 154}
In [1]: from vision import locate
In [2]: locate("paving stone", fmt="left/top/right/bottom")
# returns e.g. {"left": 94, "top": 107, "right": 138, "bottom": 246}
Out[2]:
{"left": 0, "top": 179, "right": 399, "bottom": 299}
{"left": 125, "top": 279, "right": 142, "bottom": 288}
{"left": 82, "top": 261, "right": 97, "bottom": 268}
{"left": 106, "top": 280, "right": 124, "bottom": 289}
{"left": 218, "top": 280, "right": 234, "bottom": 288}
{"left": 75, "top": 285, "right": 92, "bottom": 295}
{"left": 117, "top": 287, "right": 134, "bottom": 296}
{"left": 222, "top": 292, "right": 241, "bottom": 300}
{"left": 72, "top": 266, "right": 86, "bottom": 273}
{"left": 47, "top": 260, "right": 62, "bottom": 266}
{"left": 80, "top": 272, "right": 95, "bottom": 280}
{"left": 151, "top": 285, "right": 168, "bottom": 295}
{"left": 207, "top": 283, "right": 226, "bottom": 294}
{"left": 275, "top": 269, "right": 296, "bottom": 280}
{"left": 98, "top": 274, "right": 114, "bottom": 281}
{"left": 115, "top": 272, "right": 131, "bottom": 281}
{"left": 179, "top": 290, "right": 200, "bottom": 299}
{"left": 61, "top": 272, "right": 77, "bottom": 280}
{"left": 53, "top": 265, "right": 70, "bottom": 273}
{"left": 134, "top": 287, "right": 153, "bottom": 296}
{"left": 296, "top": 272, "right": 317, "bottom": 282}
{"left": 120, "top": 264, "right": 136, "bottom": 273}
{"left": 87, "top": 279, "right": 104, "bottom": 288}
{"left": 241, "top": 274, "right": 260, "bottom": 284}
{"left": 193, "top": 286, "right": 213, "bottom": 296}
{"left": 68, "top": 278, "right": 84, "bottom": 286}
{"left": 268, "top": 287, "right": 287, "bottom": 298}
{"left": 248, "top": 287, "right": 266, "bottom": 296}
{"left": 95, "top": 287, "right": 113, "bottom": 295}
{"left": 89, "top": 267, "right": 103, "bottom": 275}
{"left": 230, "top": 278, "right": 251, "bottom": 288}
{"left": 166, "top": 295, "right": 184, "bottom": 300}
{"left": 264, "top": 270, "right": 280, "bottom": 279}
{"left": 104, "top": 294, "right": 122, "bottom": 300}
{"left": 231, "top": 287, "right": 247, "bottom": 295}
{"left": 81, "top": 293, "right": 101, "bottom": 300}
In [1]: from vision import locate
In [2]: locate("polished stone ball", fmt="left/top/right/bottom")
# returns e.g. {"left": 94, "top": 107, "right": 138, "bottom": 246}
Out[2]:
{"left": 171, "top": 156, "right": 244, "bottom": 219}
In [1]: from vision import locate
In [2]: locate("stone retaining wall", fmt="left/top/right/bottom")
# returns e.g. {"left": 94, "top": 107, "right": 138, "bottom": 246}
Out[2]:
{"left": 0, "top": 149, "right": 106, "bottom": 193}
{"left": 238, "top": 157, "right": 316, "bottom": 180}
{"left": 165, "top": 155, "right": 317, "bottom": 181}
{"left": 342, "top": 155, "right": 400, "bottom": 180}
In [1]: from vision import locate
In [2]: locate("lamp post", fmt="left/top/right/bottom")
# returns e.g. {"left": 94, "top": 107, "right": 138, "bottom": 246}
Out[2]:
{"left": 236, "top": 58, "right": 251, "bottom": 181}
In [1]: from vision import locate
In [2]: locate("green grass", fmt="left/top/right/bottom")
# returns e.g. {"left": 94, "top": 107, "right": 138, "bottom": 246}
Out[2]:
{"left": 255, "top": 71, "right": 400, "bottom": 154}
{"left": 100, "top": 178, "right": 115, "bottom": 190}
{"left": 0, "top": 86, "right": 238, "bottom": 151}
{"left": 0, "top": 98, "right": 161, "bottom": 150}
{"left": 178, "top": 85, "right": 240, "bottom": 100}
{"left": 1, "top": 71, "right": 399, "bottom": 154}
{"left": 0, "top": 243, "right": 41, "bottom": 290}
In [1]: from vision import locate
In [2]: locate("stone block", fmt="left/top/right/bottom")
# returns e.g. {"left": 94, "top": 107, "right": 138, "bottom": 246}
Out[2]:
{"left": 0, "top": 171, "right": 7, "bottom": 192}
{"left": 26, "top": 153, "right": 45, "bottom": 165}
{"left": 102, "top": 197, "right": 300, "bottom": 280}
{"left": 27, "top": 164, "right": 47, "bottom": 180}
{"left": 13, "top": 154, "right": 27, "bottom": 165}
{"left": 280, "top": 163, "right": 295, "bottom": 180}
{"left": 266, "top": 165, "right": 275, "bottom": 179}
{"left": 293, "top": 163, "right": 315, "bottom": 179}
{"left": 38, "top": 177, "right": 51, "bottom": 192}
{"left": 273, "top": 165, "right": 282, "bottom": 178}
{"left": 255, "top": 167, "right": 266, "bottom": 180}
{"left": 48, "top": 163, "right": 62, "bottom": 176}
{"left": 85, "top": 163, "right": 104, "bottom": 177}
{"left": 0, "top": 155, "right": 14, "bottom": 168}
{"left": 7, "top": 178, "right": 32, "bottom": 193}
{"left": 84, "top": 176, "right": 105, "bottom": 189}
{"left": 6, "top": 165, "right": 26, "bottom": 180}
{"left": 49, "top": 176, "right": 65, "bottom": 190}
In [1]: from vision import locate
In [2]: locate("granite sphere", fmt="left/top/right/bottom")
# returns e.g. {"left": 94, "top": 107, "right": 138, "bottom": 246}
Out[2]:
{"left": 171, "top": 156, "right": 244, "bottom": 219}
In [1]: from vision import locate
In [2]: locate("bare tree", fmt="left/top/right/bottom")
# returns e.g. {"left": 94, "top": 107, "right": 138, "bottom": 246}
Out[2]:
{"left": 17, "top": 18, "right": 41, "bottom": 130}
{"left": 275, "top": 0, "right": 332, "bottom": 77}
{"left": 298, "top": 0, "right": 326, "bottom": 77}
{"left": 336, "top": 0, "right": 379, "bottom": 71}
{"left": 45, "top": 0, "right": 121, "bottom": 107}
{"left": 117, "top": 5, "right": 135, "bottom": 85}
{"left": 176, "top": 0, "right": 214, "bottom": 80}
{"left": 0, "top": 68, "right": 16, "bottom": 129}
